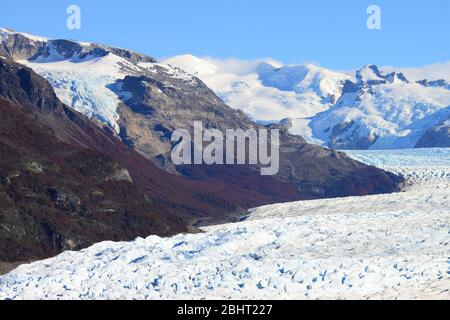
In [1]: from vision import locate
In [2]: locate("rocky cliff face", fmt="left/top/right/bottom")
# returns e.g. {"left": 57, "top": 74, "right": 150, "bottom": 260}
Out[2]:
{"left": 0, "top": 28, "right": 155, "bottom": 63}
{"left": 0, "top": 29, "right": 44, "bottom": 60}
{"left": 416, "top": 115, "right": 450, "bottom": 148}
{"left": 115, "top": 67, "right": 403, "bottom": 198}
{"left": 116, "top": 70, "right": 254, "bottom": 169}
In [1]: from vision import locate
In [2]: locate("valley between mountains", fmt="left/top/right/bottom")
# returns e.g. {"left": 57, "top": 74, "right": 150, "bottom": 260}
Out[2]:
{"left": 0, "top": 28, "right": 403, "bottom": 263}
{"left": 0, "top": 28, "right": 448, "bottom": 300}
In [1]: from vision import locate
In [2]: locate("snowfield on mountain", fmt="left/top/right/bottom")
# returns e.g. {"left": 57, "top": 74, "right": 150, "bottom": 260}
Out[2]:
{"left": 308, "top": 65, "right": 450, "bottom": 150}
{"left": 1, "top": 148, "right": 449, "bottom": 300}
{"left": 164, "top": 56, "right": 450, "bottom": 150}
{"left": 2, "top": 29, "right": 449, "bottom": 150}
{"left": 18, "top": 51, "right": 198, "bottom": 135}
{"left": 21, "top": 55, "right": 126, "bottom": 133}
{"left": 163, "top": 55, "right": 350, "bottom": 126}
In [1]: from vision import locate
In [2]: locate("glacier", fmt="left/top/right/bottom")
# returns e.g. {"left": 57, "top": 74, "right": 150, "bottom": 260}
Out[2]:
{"left": 3, "top": 31, "right": 199, "bottom": 135}
{"left": 0, "top": 148, "right": 449, "bottom": 300}
{"left": 18, "top": 53, "right": 129, "bottom": 134}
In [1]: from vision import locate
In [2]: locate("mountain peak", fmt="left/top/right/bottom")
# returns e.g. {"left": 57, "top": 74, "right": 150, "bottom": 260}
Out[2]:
{"left": 356, "top": 64, "right": 385, "bottom": 83}
{"left": 257, "top": 62, "right": 349, "bottom": 100}
{"left": 355, "top": 64, "right": 410, "bottom": 85}
{"left": 163, "top": 55, "right": 218, "bottom": 76}
{"left": 0, "top": 27, "right": 155, "bottom": 64}
{"left": 0, "top": 27, "right": 49, "bottom": 42}
{"left": 417, "top": 78, "right": 449, "bottom": 89}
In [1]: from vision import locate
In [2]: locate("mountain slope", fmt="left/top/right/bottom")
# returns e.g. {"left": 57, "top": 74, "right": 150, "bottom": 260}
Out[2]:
{"left": 309, "top": 65, "right": 450, "bottom": 150}
{"left": 164, "top": 55, "right": 349, "bottom": 124}
{"left": 415, "top": 116, "right": 450, "bottom": 148}
{"left": 0, "top": 57, "right": 187, "bottom": 261}
{"left": 0, "top": 57, "right": 311, "bottom": 262}
{"left": 165, "top": 56, "right": 450, "bottom": 150}
{"left": 0, "top": 29, "right": 403, "bottom": 201}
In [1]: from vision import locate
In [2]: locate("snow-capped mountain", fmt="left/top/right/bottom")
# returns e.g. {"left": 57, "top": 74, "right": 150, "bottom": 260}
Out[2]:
{"left": 257, "top": 62, "right": 348, "bottom": 105}
{"left": 4, "top": 27, "right": 447, "bottom": 151}
{"left": 0, "top": 29, "right": 403, "bottom": 201}
{"left": 2, "top": 28, "right": 448, "bottom": 152}
{"left": 0, "top": 27, "right": 186, "bottom": 134}
{"left": 164, "top": 55, "right": 349, "bottom": 127}
{"left": 165, "top": 56, "right": 450, "bottom": 150}
{"left": 416, "top": 116, "right": 450, "bottom": 148}
{"left": 310, "top": 65, "right": 450, "bottom": 149}
{"left": 1, "top": 149, "right": 449, "bottom": 300}
{"left": 383, "top": 61, "right": 450, "bottom": 83}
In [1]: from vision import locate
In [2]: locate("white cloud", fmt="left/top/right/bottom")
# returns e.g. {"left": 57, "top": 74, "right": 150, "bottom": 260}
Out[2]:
{"left": 201, "top": 57, "right": 283, "bottom": 75}
{"left": 382, "top": 61, "right": 450, "bottom": 82}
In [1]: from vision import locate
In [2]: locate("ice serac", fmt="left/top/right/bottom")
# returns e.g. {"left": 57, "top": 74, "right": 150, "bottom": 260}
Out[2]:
{"left": 0, "top": 29, "right": 403, "bottom": 200}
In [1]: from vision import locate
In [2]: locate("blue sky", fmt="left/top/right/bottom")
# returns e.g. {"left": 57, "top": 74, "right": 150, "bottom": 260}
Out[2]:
{"left": 1, "top": 0, "right": 449, "bottom": 69}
